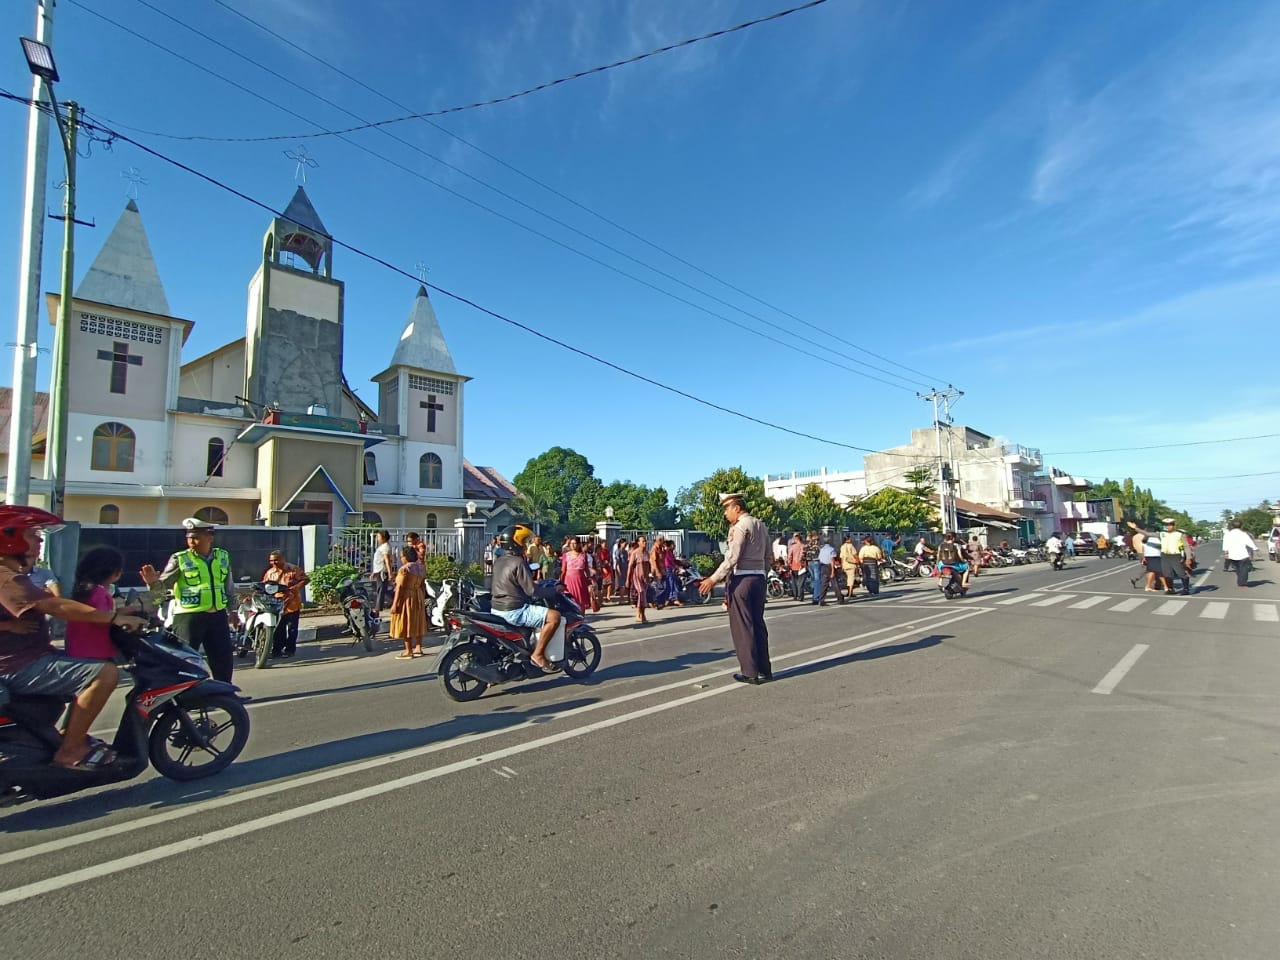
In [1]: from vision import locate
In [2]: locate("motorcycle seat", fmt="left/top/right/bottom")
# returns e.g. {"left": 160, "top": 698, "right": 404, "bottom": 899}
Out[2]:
{"left": 468, "top": 610, "right": 526, "bottom": 629}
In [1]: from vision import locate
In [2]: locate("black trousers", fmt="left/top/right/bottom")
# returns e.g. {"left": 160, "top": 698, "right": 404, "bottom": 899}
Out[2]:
{"left": 171, "top": 609, "right": 234, "bottom": 682}
{"left": 726, "top": 574, "right": 770, "bottom": 678}
{"left": 861, "top": 561, "right": 881, "bottom": 595}
{"left": 272, "top": 611, "right": 301, "bottom": 656}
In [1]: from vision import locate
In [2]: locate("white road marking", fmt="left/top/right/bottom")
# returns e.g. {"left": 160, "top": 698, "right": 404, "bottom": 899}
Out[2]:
{"left": 501, "top": 766, "right": 518, "bottom": 776}
{"left": 1068, "top": 596, "right": 1108, "bottom": 610}
{"left": 1254, "top": 605, "right": 1279, "bottom": 623}
{"left": 1092, "top": 644, "right": 1150, "bottom": 695}
{"left": 1199, "top": 602, "right": 1229, "bottom": 620}
{"left": 1030, "top": 594, "right": 1075, "bottom": 607}
{"left": 1152, "top": 600, "right": 1187, "bottom": 616}
{"left": 491, "top": 768, "right": 513, "bottom": 779}
{"left": 0, "top": 607, "right": 982, "bottom": 872}
{"left": 0, "top": 607, "right": 987, "bottom": 906}
{"left": 1108, "top": 598, "right": 1146, "bottom": 613}
{"left": 997, "top": 594, "right": 1044, "bottom": 605}
{"left": 1049, "top": 565, "right": 1132, "bottom": 591}
{"left": 1193, "top": 567, "right": 1214, "bottom": 591}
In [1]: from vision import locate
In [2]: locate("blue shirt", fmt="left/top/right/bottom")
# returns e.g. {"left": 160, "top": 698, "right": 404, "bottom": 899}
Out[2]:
{"left": 880, "top": 537, "right": 895, "bottom": 556}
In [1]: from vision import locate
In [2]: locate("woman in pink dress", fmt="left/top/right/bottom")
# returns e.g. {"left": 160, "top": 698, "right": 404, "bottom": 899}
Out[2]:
{"left": 560, "top": 537, "right": 592, "bottom": 613}
{"left": 66, "top": 546, "right": 133, "bottom": 660}
{"left": 628, "top": 535, "right": 652, "bottom": 624}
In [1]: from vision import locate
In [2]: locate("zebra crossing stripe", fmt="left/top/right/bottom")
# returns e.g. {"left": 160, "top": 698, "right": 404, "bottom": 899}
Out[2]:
{"left": 1108, "top": 598, "right": 1146, "bottom": 613}
{"left": 1068, "top": 596, "right": 1108, "bottom": 610}
{"left": 1254, "top": 605, "right": 1279, "bottom": 623}
{"left": 997, "top": 594, "right": 1044, "bottom": 605}
{"left": 1031, "top": 594, "right": 1075, "bottom": 607}
{"left": 1153, "top": 600, "right": 1187, "bottom": 616}
{"left": 1199, "top": 602, "right": 1229, "bottom": 620}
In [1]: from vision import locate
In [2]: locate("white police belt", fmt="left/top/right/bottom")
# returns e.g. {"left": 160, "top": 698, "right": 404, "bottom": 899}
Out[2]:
{"left": 732, "top": 568, "right": 766, "bottom": 576}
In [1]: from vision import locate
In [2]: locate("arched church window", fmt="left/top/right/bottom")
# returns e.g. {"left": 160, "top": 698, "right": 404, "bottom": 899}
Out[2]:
{"left": 206, "top": 437, "right": 225, "bottom": 477}
{"left": 91, "top": 422, "right": 135, "bottom": 472}
{"left": 419, "top": 453, "right": 443, "bottom": 489}
{"left": 195, "top": 506, "right": 229, "bottom": 525}
{"left": 363, "top": 451, "right": 378, "bottom": 486}
{"left": 426, "top": 513, "right": 438, "bottom": 529}
{"left": 99, "top": 504, "right": 120, "bottom": 524}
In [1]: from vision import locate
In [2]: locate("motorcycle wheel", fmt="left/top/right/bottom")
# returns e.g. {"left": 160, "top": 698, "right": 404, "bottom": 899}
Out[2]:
{"left": 348, "top": 608, "right": 370, "bottom": 648}
{"left": 438, "top": 643, "right": 489, "bottom": 702}
{"left": 562, "top": 627, "right": 602, "bottom": 679}
{"left": 766, "top": 579, "right": 785, "bottom": 600}
{"left": 148, "top": 694, "right": 250, "bottom": 781}
{"left": 685, "top": 583, "right": 714, "bottom": 605}
{"left": 880, "top": 564, "right": 895, "bottom": 584}
{"left": 362, "top": 613, "right": 377, "bottom": 652}
{"left": 253, "top": 624, "right": 272, "bottom": 669}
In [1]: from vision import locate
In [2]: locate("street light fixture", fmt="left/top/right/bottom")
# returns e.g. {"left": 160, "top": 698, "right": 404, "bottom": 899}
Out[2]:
{"left": 605, "top": 506, "right": 614, "bottom": 520}
{"left": 19, "top": 34, "right": 78, "bottom": 518}
{"left": 465, "top": 500, "right": 476, "bottom": 518}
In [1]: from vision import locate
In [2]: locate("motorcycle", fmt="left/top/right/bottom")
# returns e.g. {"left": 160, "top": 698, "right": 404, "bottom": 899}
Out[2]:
{"left": 1050, "top": 551, "right": 1067, "bottom": 571}
{"left": 426, "top": 576, "right": 492, "bottom": 631}
{"left": 432, "top": 579, "right": 601, "bottom": 702}
{"left": 0, "top": 625, "right": 250, "bottom": 806}
{"left": 937, "top": 562, "right": 968, "bottom": 599}
{"left": 336, "top": 576, "right": 380, "bottom": 652}
{"left": 766, "top": 569, "right": 788, "bottom": 599}
{"left": 676, "top": 567, "right": 715, "bottom": 605}
{"left": 233, "top": 579, "right": 285, "bottom": 669}
{"left": 908, "top": 556, "right": 935, "bottom": 578}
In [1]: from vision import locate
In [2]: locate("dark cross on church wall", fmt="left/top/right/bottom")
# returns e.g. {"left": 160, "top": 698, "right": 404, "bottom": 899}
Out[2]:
{"left": 97, "top": 341, "right": 143, "bottom": 394}
{"left": 420, "top": 394, "right": 445, "bottom": 432}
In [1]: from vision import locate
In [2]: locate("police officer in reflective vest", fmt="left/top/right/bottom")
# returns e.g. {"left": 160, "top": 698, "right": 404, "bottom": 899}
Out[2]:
{"left": 140, "top": 517, "right": 240, "bottom": 681}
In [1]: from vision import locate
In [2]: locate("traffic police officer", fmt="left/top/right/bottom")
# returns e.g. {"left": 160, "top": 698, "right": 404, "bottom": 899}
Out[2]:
{"left": 141, "top": 517, "right": 240, "bottom": 681}
{"left": 1159, "top": 518, "right": 1191, "bottom": 596}
{"left": 699, "top": 493, "right": 772, "bottom": 684}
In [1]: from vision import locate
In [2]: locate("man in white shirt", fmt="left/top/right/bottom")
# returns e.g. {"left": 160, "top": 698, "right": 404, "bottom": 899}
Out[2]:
{"left": 816, "top": 538, "right": 844, "bottom": 606}
{"left": 1222, "top": 520, "right": 1256, "bottom": 589}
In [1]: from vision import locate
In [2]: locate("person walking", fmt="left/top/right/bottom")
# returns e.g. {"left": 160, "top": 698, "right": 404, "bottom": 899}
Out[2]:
{"left": 1222, "top": 520, "right": 1256, "bottom": 588}
{"left": 699, "top": 493, "right": 771, "bottom": 684}
{"left": 370, "top": 529, "right": 394, "bottom": 611}
{"left": 965, "top": 536, "right": 983, "bottom": 578}
{"left": 628, "top": 535, "right": 652, "bottom": 624}
{"left": 838, "top": 534, "right": 860, "bottom": 601}
{"left": 787, "top": 533, "right": 806, "bottom": 601}
{"left": 1127, "top": 521, "right": 1167, "bottom": 592}
{"left": 1159, "top": 519, "right": 1192, "bottom": 596}
{"left": 263, "top": 550, "right": 309, "bottom": 658}
{"left": 389, "top": 545, "right": 427, "bottom": 658}
{"left": 1064, "top": 533, "right": 1076, "bottom": 558}
{"left": 815, "top": 537, "right": 843, "bottom": 605}
{"left": 805, "top": 532, "right": 824, "bottom": 604}
{"left": 859, "top": 535, "right": 886, "bottom": 596}
{"left": 140, "top": 517, "right": 239, "bottom": 682}
{"left": 612, "top": 538, "right": 630, "bottom": 604}
{"left": 560, "top": 537, "right": 592, "bottom": 613}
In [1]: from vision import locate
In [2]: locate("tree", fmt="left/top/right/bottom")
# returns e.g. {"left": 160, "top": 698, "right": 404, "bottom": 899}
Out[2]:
{"left": 903, "top": 464, "right": 935, "bottom": 501}
{"left": 789, "top": 483, "right": 843, "bottom": 533}
{"left": 513, "top": 447, "right": 594, "bottom": 534}
{"left": 677, "top": 467, "right": 783, "bottom": 540}
{"left": 857, "top": 487, "right": 936, "bottom": 532}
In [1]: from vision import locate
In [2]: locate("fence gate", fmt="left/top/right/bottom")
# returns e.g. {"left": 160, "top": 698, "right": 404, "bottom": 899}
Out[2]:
{"left": 329, "top": 526, "right": 462, "bottom": 567}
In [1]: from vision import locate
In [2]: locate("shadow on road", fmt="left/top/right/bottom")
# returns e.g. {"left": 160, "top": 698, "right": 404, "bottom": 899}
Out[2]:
{"left": 779, "top": 634, "right": 946, "bottom": 681}
{"left": 0, "top": 697, "right": 597, "bottom": 835}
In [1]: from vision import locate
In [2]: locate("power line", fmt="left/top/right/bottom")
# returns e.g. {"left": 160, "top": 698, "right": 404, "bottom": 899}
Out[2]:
{"left": 68, "top": 0, "right": 925, "bottom": 392}
{"left": 110, "top": 0, "right": 832, "bottom": 142}
{"left": 1043, "top": 433, "right": 1280, "bottom": 455}
{"left": 206, "top": 0, "right": 944, "bottom": 388}
{"left": 30, "top": 98, "right": 945, "bottom": 459}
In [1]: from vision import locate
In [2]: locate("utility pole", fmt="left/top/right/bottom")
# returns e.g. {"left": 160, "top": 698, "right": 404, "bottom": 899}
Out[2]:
{"left": 45, "top": 99, "right": 77, "bottom": 518}
{"left": 6, "top": 0, "right": 54, "bottom": 506}
{"left": 918, "top": 386, "right": 963, "bottom": 533}
{"left": 940, "top": 385, "right": 963, "bottom": 533}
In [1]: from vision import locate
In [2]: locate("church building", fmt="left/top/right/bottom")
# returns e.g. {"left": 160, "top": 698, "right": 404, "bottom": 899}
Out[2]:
{"left": 0, "top": 187, "right": 516, "bottom": 535}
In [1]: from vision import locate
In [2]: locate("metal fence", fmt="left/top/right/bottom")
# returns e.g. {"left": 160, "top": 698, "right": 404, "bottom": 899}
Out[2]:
{"left": 329, "top": 526, "right": 461, "bottom": 568}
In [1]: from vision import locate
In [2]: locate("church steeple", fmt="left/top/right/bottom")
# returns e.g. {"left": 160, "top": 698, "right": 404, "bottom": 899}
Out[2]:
{"left": 389, "top": 286, "right": 457, "bottom": 375}
{"left": 75, "top": 200, "right": 170, "bottom": 315}
{"left": 265, "top": 186, "right": 332, "bottom": 276}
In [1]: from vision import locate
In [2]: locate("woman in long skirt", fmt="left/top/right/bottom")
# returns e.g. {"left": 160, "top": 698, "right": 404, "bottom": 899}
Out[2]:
{"left": 389, "top": 545, "right": 427, "bottom": 658}
{"left": 560, "top": 537, "right": 592, "bottom": 613}
{"left": 628, "top": 535, "right": 652, "bottom": 624}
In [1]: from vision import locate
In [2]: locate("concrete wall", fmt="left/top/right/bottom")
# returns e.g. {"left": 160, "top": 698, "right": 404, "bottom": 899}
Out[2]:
{"left": 246, "top": 264, "right": 345, "bottom": 414}
{"left": 170, "top": 415, "right": 255, "bottom": 488}
{"left": 179, "top": 345, "right": 245, "bottom": 407}
{"left": 262, "top": 435, "right": 362, "bottom": 514}
{"left": 66, "top": 303, "right": 175, "bottom": 420}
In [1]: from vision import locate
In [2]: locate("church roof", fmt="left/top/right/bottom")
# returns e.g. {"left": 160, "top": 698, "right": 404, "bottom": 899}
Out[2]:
{"left": 74, "top": 200, "right": 171, "bottom": 316}
{"left": 281, "top": 186, "right": 328, "bottom": 237}
{"left": 388, "top": 286, "right": 457, "bottom": 375}
{"left": 463, "top": 461, "right": 517, "bottom": 502}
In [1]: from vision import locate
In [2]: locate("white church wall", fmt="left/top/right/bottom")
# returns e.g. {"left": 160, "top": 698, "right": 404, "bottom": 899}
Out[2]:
{"left": 68, "top": 412, "right": 167, "bottom": 485}
{"left": 267, "top": 267, "right": 340, "bottom": 323}
{"left": 170, "top": 418, "right": 255, "bottom": 487}
{"left": 398, "top": 441, "right": 462, "bottom": 499}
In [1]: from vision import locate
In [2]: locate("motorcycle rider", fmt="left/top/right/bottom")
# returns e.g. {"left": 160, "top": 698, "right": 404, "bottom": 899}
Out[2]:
{"left": 0, "top": 506, "right": 147, "bottom": 769}
{"left": 490, "top": 525, "right": 561, "bottom": 672}
{"left": 935, "top": 532, "right": 969, "bottom": 590}
{"left": 1045, "top": 531, "right": 1065, "bottom": 568}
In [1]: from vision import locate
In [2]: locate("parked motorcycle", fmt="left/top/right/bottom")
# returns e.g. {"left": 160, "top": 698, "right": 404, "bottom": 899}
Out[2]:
{"left": 432, "top": 580, "right": 601, "bottom": 702}
{"left": 676, "top": 568, "right": 715, "bottom": 605}
{"left": 427, "top": 575, "right": 492, "bottom": 631}
{"left": 0, "top": 625, "right": 250, "bottom": 806}
{"left": 908, "top": 556, "right": 935, "bottom": 578}
{"left": 336, "top": 576, "right": 380, "bottom": 652}
{"left": 233, "top": 579, "right": 285, "bottom": 669}
{"left": 766, "top": 569, "right": 788, "bottom": 599}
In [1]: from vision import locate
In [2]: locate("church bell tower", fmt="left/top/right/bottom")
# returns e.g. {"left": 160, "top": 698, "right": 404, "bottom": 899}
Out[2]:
{"left": 244, "top": 186, "right": 344, "bottom": 415}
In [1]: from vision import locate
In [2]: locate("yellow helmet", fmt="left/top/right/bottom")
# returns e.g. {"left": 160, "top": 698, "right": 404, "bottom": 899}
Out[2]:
{"left": 512, "top": 525, "right": 534, "bottom": 548}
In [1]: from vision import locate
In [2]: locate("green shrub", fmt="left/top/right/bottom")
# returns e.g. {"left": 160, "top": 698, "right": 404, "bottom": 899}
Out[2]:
{"left": 424, "top": 554, "right": 460, "bottom": 582}
{"left": 309, "top": 562, "right": 359, "bottom": 604}
{"left": 689, "top": 552, "right": 723, "bottom": 576}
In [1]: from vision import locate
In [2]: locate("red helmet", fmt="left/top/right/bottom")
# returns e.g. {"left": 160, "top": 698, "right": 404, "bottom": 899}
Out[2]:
{"left": 0, "top": 505, "right": 63, "bottom": 556}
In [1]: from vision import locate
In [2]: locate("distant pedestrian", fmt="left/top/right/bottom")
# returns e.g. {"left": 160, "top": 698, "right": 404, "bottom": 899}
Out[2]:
{"left": 263, "top": 550, "right": 308, "bottom": 659}
{"left": 389, "top": 545, "right": 426, "bottom": 659}
{"left": 805, "top": 532, "right": 823, "bottom": 603}
{"left": 628, "top": 535, "right": 652, "bottom": 624}
{"left": 1222, "top": 520, "right": 1256, "bottom": 588}
{"left": 787, "top": 533, "right": 805, "bottom": 601}
{"left": 699, "top": 493, "right": 771, "bottom": 684}
{"left": 561, "top": 537, "right": 592, "bottom": 613}
{"left": 965, "top": 536, "right": 983, "bottom": 577}
{"left": 1064, "top": 534, "right": 1076, "bottom": 558}
{"left": 370, "top": 529, "right": 393, "bottom": 611}
{"left": 405, "top": 532, "right": 426, "bottom": 564}
{"left": 816, "top": 537, "right": 842, "bottom": 605}
{"left": 613, "top": 538, "right": 629, "bottom": 603}
{"left": 859, "top": 535, "right": 886, "bottom": 596}
{"left": 838, "top": 534, "right": 860, "bottom": 600}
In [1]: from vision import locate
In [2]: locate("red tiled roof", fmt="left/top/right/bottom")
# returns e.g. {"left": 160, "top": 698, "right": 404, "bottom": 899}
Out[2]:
{"left": 463, "top": 461, "right": 517, "bottom": 502}
{"left": 0, "top": 387, "right": 50, "bottom": 442}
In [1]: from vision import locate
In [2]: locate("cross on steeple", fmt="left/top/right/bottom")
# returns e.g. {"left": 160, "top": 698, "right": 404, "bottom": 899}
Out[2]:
{"left": 121, "top": 166, "right": 148, "bottom": 200}
{"left": 284, "top": 145, "right": 319, "bottom": 184}
{"left": 414, "top": 261, "right": 429, "bottom": 283}
{"left": 97, "top": 341, "right": 143, "bottom": 394}
{"left": 420, "top": 394, "right": 444, "bottom": 432}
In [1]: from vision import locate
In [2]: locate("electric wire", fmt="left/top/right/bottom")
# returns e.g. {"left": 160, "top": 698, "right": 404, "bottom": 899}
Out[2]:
{"left": 1043, "top": 433, "right": 1280, "bottom": 455}
{"left": 102, "top": 0, "right": 832, "bottom": 142}
{"left": 206, "top": 0, "right": 944, "bottom": 387}
{"left": 67, "top": 0, "right": 922, "bottom": 393}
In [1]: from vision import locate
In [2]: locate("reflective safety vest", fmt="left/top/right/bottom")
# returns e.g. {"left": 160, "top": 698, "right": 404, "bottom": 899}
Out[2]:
{"left": 1159, "top": 530, "right": 1186, "bottom": 555}
{"left": 173, "top": 548, "right": 230, "bottom": 613}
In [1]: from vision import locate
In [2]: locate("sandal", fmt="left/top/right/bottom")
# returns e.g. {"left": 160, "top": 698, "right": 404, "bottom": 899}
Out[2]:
{"left": 395, "top": 653, "right": 415, "bottom": 660}
{"left": 53, "top": 742, "right": 117, "bottom": 771}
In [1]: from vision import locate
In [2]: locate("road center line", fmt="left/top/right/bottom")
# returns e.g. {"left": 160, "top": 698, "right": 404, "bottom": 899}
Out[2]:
{"left": 1092, "top": 644, "right": 1150, "bottom": 695}
{"left": 0, "top": 607, "right": 987, "bottom": 905}
{"left": 2, "top": 607, "right": 981, "bottom": 870}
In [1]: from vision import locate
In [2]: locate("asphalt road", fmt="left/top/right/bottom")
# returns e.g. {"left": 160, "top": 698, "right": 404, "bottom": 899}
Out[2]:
{"left": 4, "top": 546, "right": 1278, "bottom": 959}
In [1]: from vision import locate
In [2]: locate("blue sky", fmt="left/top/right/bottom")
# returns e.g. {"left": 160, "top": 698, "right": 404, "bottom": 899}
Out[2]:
{"left": 2, "top": 0, "right": 1277, "bottom": 519}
